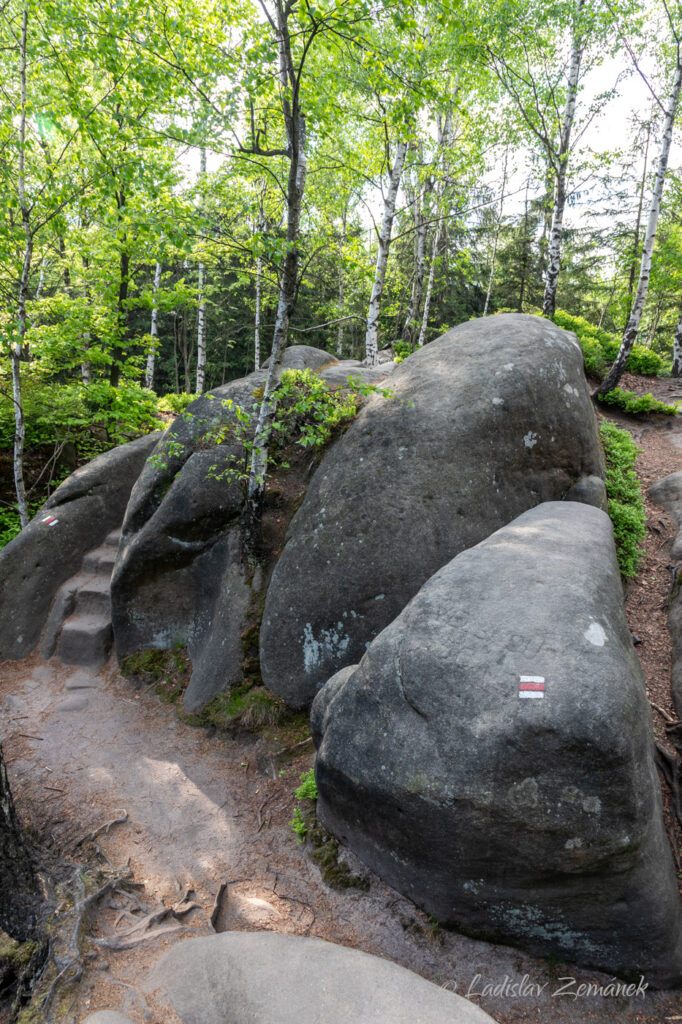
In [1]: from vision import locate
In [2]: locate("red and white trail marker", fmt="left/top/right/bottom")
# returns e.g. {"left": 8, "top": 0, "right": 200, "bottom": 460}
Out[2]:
{"left": 519, "top": 675, "right": 545, "bottom": 699}
{"left": 42, "top": 515, "right": 58, "bottom": 527}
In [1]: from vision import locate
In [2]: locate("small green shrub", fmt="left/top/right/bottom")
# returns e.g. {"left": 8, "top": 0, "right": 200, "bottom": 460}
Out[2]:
{"left": 599, "top": 421, "right": 646, "bottom": 578}
{"left": 598, "top": 388, "right": 678, "bottom": 416}
{"left": 157, "top": 392, "right": 199, "bottom": 415}
{"left": 290, "top": 767, "right": 318, "bottom": 843}
{"left": 551, "top": 310, "right": 667, "bottom": 378}
{"left": 295, "top": 767, "right": 318, "bottom": 801}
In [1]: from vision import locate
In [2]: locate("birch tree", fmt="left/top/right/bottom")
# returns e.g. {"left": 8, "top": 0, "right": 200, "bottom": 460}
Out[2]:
{"left": 597, "top": 6, "right": 682, "bottom": 395}
{"left": 145, "top": 261, "right": 163, "bottom": 389}
{"left": 196, "top": 147, "right": 208, "bottom": 392}
{"left": 364, "top": 138, "right": 408, "bottom": 365}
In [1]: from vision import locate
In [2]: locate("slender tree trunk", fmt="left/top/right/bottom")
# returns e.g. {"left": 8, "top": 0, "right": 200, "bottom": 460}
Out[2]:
{"left": 242, "top": 1, "right": 309, "bottom": 557}
{"left": 145, "top": 261, "right": 162, "bottom": 389}
{"left": 672, "top": 314, "right": 682, "bottom": 377}
{"left": 625, "top": 120, "right": 651, "bottom": 326}
{"left": 364, "top": 139, "right": 408, "bottom": 366}
{"left": 110, "top": 206, "right": 129, "bottom": 389}
{"left": 402, "top": 175, "right": 428, "bottom": 349}
{"left": 254, "top": 191, "right": 265, "bottom": 371}
{"left": 416, "top": 108, "right": 452, "bottom": 349}
{"left": 597, "top": 58, "right": 682, "bottom": 396}
{"left": 483, "top": 148, "right": 508, "bottom": 316}
{"left": 13, "top": 6, "right": 31, "bottom": 529}
{"left": 517, "top": 176, "right": 531, "bottom": 313}
{"left": 542, "top": 4, "right": 584, "bottom": 318}
{"left": 81, "top": 254, "right": 92, "bottom": 384}
{"left": 0, "top": 745, "right": 43, "bottom": 942}
{"left": 195, "top": 147, "right": 207, "bottom": 393}
{"left": 417, "top": 213, "right": 443, "bottom": 349}
{"left": 337, "top": 205, "right": 347, "bottom": 356}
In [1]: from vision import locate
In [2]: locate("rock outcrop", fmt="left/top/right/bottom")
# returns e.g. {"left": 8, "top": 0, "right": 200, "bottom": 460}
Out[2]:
{"left": 312, "top": 502, "right": 682, "bottom": 987}
{"left": 110, "top": 358, "right": 395, "bottom": 711}
{"left": 111, "top": 375, "right": 266, "bottom": 710}
{"left": 143, "top": 932, "right": 500, "bottom": 1023}
{"left": 0, "top": 433, "right": 161, "bottom": 661}
{"left": 262, "top": 343, "right": 338, "bottom": 371}
{"left": 260, "top": 314, "right": 605, "bottom": 708}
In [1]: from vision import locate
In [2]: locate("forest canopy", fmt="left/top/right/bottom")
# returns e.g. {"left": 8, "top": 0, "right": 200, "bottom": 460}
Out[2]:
{"left": 2, "top": 0, "right": 682, "bottom": 535}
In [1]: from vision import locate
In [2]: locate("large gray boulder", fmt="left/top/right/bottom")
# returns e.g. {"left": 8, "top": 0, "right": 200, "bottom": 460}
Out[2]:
{"left": 0, "top": 433, "right": 161, "bottom": 661}
{"left": 650, "top": 472, "right": 682, "bottom": 714}
{"left": 144, "top": 932, "right": 499, "bottom": 1023}
{"left": 262, "top": 343, "right": 337, "bottom": 371}
{"left": 260, "top": 314, "right": 605, "bottom": 708}
{"left": 111, "top": 375, "right": 266, "bottom": 710}
{"left": 311, "top": 502, "right": 682, "bottom": 987}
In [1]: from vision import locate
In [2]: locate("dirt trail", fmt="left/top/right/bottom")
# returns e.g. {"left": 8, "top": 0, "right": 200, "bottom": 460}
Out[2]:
{"left": 2, "top": 394, "right": 682, "bottom": 1024}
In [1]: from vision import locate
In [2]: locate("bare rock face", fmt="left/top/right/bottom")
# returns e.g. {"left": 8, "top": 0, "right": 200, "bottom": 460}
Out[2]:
{"left": 262, "top": 344, "right": 337, "bottom": 371}
{"left": 0, "top": 433, "right": 161, "bottom": 660}
{"left": 144, "top": 932, "right": 500, "bottom": 1023}
{"left": 311, "top": 502, "right": 682, "bottom": 988}
{"left": 111, "top": 376, "right": 265, "bottom": 710}
{"left": 260, "top": 314, "right": 605, "bottom": 708}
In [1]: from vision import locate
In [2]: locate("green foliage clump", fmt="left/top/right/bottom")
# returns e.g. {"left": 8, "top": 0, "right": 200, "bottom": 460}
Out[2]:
{"left": 598, "top": 388, "right": 678, "bottom": 416}
{"left": 119, "top": 646, "right": 191, "bottom": 704}
{"left": 291, "top": 768, "right": 318, "bottom": 843}
{"left": 551, "top": 310, "right": 667, "bottom": 378}
{"left": 599, "top": 421, "right": 646, "bottom": 579}
{"left": 0, "top": 378, "right": 159, "bottom": 449}
{"left": 157, "top": 392, "right": 199, "bottom": 415}
{"left": 201, "top": 369, "right": 392, "bottom": 491}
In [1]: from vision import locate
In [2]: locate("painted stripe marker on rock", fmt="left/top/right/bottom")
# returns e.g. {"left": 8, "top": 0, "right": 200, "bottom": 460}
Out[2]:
{"left": 42, "top": 515, "right": 58, "bottom": 527}
{"left": 519, "top": 675, "right": 545, "bottom": 699}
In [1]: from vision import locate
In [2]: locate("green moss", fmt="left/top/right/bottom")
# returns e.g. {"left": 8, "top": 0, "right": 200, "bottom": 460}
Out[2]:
{"left": 599, "top": 421, "right": 646, "bottom": 579}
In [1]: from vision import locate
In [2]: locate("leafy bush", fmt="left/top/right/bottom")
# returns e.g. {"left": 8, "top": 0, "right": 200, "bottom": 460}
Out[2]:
{"left": 157, "top": 392, "right": 199, "bottom": 415}
{"left": 0, "top": 378, "right": 159, "bottom": 449}
{"left": 598, "top": 388, "right": 678, "bottom": 416}
{"left": 599, "top": 421, "right": 646, "bottom": 578}
{"left": 291, "top": 767, "right": 318, "bottom": 843}
{"left": 551, "top": 310, "right": 667, "bottom": 378}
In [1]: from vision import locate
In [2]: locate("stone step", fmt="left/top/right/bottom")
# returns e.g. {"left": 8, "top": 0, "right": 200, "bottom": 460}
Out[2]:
{"left": 75, "top": 575, "right": 111, "bottom": 616}
{"left": 82, "top": 546, "right": 117, "bottom": 575}
{"left": 57, "top": 613, "right": 113, "bottom": 669}
{"left": 104, "top": 528, "right": 122, "bottom": 549}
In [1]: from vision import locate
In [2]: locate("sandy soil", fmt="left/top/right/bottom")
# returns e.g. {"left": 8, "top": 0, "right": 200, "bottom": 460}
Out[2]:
{"left": 2, "top": 394, "right": 682, "bottom": 1024}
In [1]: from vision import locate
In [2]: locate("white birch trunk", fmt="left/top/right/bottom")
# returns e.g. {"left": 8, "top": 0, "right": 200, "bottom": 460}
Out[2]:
{"left": 401, "top": 180, "right": 428, "bottom": 348}
{"left": 417, "top": 213, "right": 443, "bottom": 349}
{"left": 364, "top": 139, "right": 408, "bottom": 366}
{"left": 337, "top": 206, "right": 347, "bottom": 356}
{"left": 483, "top": 148, "right": 508, "bottom": 316}
{"left": 145, "top": 261, "right": 162, "bottom": 389}
{"left": 254, "top": 193, "right": 265, "bottom": 371}
{"left": 242, "top": 1, "right": 307, "bottom": 556}
{"left": 672, "top": 314, "right": 682, "bottom": 377}
{"left": 598, "top": 58, "right": 682, "bottom": 395}
{"left": 542, "top": 6, "right": 584, "bottom": 318}
{"left": 13, "top": 7, "right": 31, "bottom": 529}
{"left": 195, "top": 147, "right": 207, "bottom": 393}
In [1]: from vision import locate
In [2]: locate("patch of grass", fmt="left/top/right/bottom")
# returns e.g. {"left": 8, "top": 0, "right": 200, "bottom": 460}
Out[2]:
{"left": 599, "top": 421, "right": 646, "bottom": 579}
{"left": 119, "top": 647, "right": 191, "bottom": 705}
{"left": 597, "top": 387, "right": 678, "bottom": 416}
{"left": 199, "top": 684, "right": 284, "bottom": 732}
